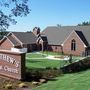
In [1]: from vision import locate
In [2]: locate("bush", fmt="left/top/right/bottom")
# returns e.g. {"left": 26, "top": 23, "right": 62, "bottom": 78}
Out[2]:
{"left": 26, "top": 68, "right": 63, "bottom": 81}
{"left": 61, "top": 57, "right": 90, "bottom": 73}
{"left": 53, "top": 67, "right": 58, "bottom": 70}
{"left": 46, "top": 67, "right": 52, "bottom": 70}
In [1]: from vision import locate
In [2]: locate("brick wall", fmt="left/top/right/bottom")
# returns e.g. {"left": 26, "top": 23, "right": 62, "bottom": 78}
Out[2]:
{"left": 63, "top": 31, "right": 86, "bottom": 56}
{"left": 48, "top": 45, "right": 62, "bottom": 52}
{"left": 0, "top": 38, "right": 13, "bottom": 50}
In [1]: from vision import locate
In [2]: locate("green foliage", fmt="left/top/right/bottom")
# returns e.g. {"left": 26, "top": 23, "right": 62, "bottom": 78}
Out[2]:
{"left": 0, "top": 0, "right": 30, "bottom": 31}
{"left": 26, "top": 59, "right": 64, "bottom": 69}
{"left": 32, "top": 69, "right": 90, "bottom": 90}
{"left": 26, "top": 53, "right": 46, "bottom": 58}
{"left": 26, "top": 68, "right": 62, "bottom": 82}
{"left": 78, "top": 21, "right": 90, "bottom": 26}
{"left": 26, "top": 52, "right": 82, "bottom": 69}
{"left": 42, "top": 51, "right": 60, "bottom": 55}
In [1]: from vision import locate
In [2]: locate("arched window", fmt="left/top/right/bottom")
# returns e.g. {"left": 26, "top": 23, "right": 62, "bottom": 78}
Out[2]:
{"left": 71, "top": 39, "right": 76, "bottom": 51}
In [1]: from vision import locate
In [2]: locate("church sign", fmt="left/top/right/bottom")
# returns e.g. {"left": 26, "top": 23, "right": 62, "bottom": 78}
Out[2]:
{"left": 0, "top": 50, "right": 26, "bottom": 80}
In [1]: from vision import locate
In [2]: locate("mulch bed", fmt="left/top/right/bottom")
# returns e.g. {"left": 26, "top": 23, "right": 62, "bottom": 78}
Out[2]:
{"left": 0, "top": 75, "right": 33, "bottom": 90}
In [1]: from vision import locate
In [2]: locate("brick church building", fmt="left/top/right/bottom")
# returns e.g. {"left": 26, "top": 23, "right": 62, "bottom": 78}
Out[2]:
{"left": 42, "top": 26, "right": 90, "bottom": 56}
{"left": 0, "top": 27, "right": 48, "bottom": 53}
{"left": 0, "top": 26, "right": 90, "bottom": 56}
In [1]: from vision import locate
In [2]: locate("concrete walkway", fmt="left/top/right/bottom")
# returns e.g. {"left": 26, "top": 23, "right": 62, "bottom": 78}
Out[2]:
{"left": 26, "top": 55, "right": 66, "bottom": 61}
{"left": 27, "top": 52, "right": 83, "bottom": 61}
{"left": 45, "top": 55, "right": 64, "bottom": 60}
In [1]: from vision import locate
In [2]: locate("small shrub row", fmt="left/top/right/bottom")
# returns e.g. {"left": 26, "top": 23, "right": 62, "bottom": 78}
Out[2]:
{"left": 26, "top": 68, "right": 63, "bottom": 81}
{"left": 61, "top": 57, "right": 90, "bottom": 73}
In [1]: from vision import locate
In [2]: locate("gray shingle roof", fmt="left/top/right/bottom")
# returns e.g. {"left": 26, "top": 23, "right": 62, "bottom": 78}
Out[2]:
{"left": 8, "top": 35, "right": 21, "bottom": 46}
{"left": 12, "top": 32, "right": 37, "bottom": 44}
{"left": 41, "top": 36, "right": 47, "bottom": 41}
{"left": 43, "top": 26, "right": 90, "bottom": 46}
{"left": 75, "top": 31, "right": 89, "bottom": 46}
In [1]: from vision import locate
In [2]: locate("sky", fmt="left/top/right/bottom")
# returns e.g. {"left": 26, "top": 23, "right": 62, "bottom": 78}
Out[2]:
{"left": 7, "top": 0, "right": 90, "bottom": 32}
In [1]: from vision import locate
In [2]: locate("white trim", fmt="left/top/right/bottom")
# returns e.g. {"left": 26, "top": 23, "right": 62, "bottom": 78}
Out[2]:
{"left": 62, "top": 30, "right": 87, "bottom": 47}
{"left": 84, "top": 44, "right": 87, "bottom": 48}
{"left": 0, "top": 36, "right": 15, "bottom": 47}
{"left": 11, "top": 48, "right": 27, "bottom": 53}
{"left": 0, "top": 32, "right": 12, "bottom": 44}
{"left": 6, "top": 32, "right": 12, "bottom": 36}
{"left": 61, "top": 43, "right": 63, "bottom": 46}
{"left": 0, "top": 36, "right": 6, "bottom": 44}
{"left": 0, "top": 32, "right": 21, "bottom": 47}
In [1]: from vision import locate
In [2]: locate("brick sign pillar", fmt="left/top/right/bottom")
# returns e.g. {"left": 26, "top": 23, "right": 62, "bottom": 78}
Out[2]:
{"left": 0, "top": 50, "right": 26, "bottom": 80}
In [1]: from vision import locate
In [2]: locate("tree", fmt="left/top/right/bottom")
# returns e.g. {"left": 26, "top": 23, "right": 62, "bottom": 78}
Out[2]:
{"left": 77, "top": 21, "right": 90, "bottom": 26}
{"left": 0, "top": 0, "right": 30, "bottom": 34}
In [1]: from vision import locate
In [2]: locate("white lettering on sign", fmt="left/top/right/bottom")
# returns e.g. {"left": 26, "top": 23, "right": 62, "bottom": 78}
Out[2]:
{"left": 4, "top": 66, "right": 18, "bottom": 73}
{"left": 0, "top": 65, "right": 18, "bottom": 74}
{"left": 0, "top": 54, "right": 20, "bottom": 68}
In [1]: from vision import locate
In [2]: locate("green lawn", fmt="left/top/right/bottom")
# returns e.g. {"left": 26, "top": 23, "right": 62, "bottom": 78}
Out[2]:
{"left": 42, "top": 51, "right": 60, "bottom": 55}
{"left": 26, "top": 53, "right": 45, "bottom": 58}
{"left": 26, "top": 58, "right": 65, "bottom": 69}
{"left": 32, "top": 69, "right": 90, "bottom": 90}
{"left": 26, "top": 52, "right": 66, "bottom": 69}
{"left": 26, "top": 51, "right": 88, "bottom": 90}
{"left": 26, "top": 51, "right": 82, "bottom": 69}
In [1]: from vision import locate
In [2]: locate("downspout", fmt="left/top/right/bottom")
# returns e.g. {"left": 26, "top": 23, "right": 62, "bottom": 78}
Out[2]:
{"left": 61, "top": 44, "right": 64, "bottom": 55}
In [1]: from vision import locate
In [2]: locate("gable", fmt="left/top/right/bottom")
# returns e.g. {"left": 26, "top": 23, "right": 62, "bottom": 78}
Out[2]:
{"left": 43, "top": 26, "right": 72, "bottom": 45}
{"left": 0, "top": 37, "right": 13, "bottom": 50}
{"left": 62, "top": 30, "right": 86, "bottom": 47}
{"left": 75, "top": 31, "right": 89, "bottom": 46}
{"left": 43, "top": 26, "right": 90, "bottom": 46}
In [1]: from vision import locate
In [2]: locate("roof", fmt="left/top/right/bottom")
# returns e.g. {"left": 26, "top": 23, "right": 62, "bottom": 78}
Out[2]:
{"left": 12, "top": 32, "right": 37, "bottom": 44}
{"left": 8, "top": 35, "right": 21, "bottom": 46}
{"left": 42, "top": 26, "right": 90, "bottom": 46}
{"left": 40, "top": 35, "right": 48, "bottom": 42}
{"left": 0, "top": 32, "right": 37, "bottom": 46}
{"left": 75, "top": 31, "right": 89, "bottom": 46}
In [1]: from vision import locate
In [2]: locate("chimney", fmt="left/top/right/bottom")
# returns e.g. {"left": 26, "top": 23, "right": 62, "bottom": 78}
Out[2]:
{"left": 33, "top": 27, "right": 40, "bottom": 37}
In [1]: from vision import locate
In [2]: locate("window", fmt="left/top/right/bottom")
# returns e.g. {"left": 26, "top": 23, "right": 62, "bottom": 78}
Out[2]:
{"left": 55, "top": 46, "right": 57, "bottom": 49}
{"left": 71, "top": 39, "right": 76, "bottom": 51}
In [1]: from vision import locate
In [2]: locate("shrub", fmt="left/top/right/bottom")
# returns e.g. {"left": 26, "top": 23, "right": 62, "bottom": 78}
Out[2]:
{"left": 53, "top": 67, "right": 58, "bottom": 70}
{"left": 45, "top": 67, "right": 52, "bottom": 70}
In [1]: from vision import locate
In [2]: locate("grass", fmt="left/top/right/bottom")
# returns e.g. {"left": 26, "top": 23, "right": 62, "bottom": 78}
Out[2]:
{"left": 26, "top": 58, "right": 65, "bottom": 69}
{"left": 26, "top": 53, "right": 45, "bottom": 58}
{"left": 32, "top": 69, "right": 90, "bottom": 90}
{"left": 42, "top": 51, "right": 60, "bottom": 55}
{"left": 26, "top": 51, "right": 82, "bottom": 69}
{"left": 26, "top": 51, "right": 66, "bottom": 69}
{"left": 26, "top": 51, "right": 88, "bottom": 90}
